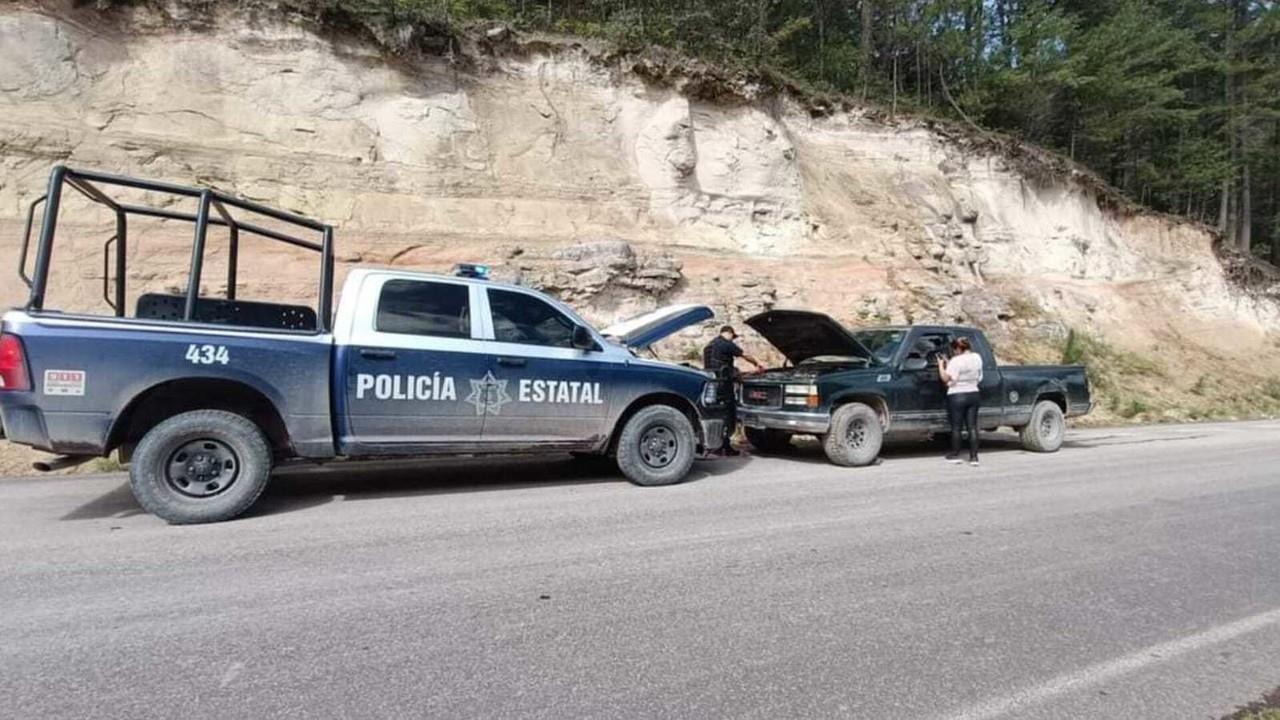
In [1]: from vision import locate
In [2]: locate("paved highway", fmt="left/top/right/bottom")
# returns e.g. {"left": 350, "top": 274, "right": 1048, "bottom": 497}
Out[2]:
{"left": 2, "top": 421, "right": 1279, "bottom": 719}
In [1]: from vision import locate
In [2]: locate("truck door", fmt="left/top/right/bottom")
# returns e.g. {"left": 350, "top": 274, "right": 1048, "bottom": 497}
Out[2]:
{"left": 478, "top": 287, "right": 616, "bottom": 445}
{"left": 891, "top": 330, "right": 952, "bottom": 431}
{"left": 971, "top": 333, "right": 1005, "bottom": 429}
{"left": 337, "top": 276, "right": 488, "bottom": 454}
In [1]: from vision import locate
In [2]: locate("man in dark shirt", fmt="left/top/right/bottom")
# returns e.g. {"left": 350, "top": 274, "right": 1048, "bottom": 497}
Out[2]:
{"left": 703, "top": 325, "right": 763, "bottom": 455}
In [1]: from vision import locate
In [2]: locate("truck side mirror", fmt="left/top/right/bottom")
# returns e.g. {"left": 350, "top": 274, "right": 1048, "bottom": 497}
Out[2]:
{"left": 902, "top": 356, "right": 928, "bottom": 372}
{"left": 571, "top": 325, "right": 597, "bottom": 351}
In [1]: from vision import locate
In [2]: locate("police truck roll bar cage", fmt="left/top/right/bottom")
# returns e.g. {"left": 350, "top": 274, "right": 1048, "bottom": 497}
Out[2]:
{"left": 17, "top": 165, "right": 334, "bottom": 333}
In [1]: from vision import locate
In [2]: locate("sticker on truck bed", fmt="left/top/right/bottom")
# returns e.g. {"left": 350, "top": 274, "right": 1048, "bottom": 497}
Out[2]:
{"left": 43, "top": 370, "right": 86, "bottom": 396}
{"left": 185, "top": 344, "right": 230, "bottom": 365}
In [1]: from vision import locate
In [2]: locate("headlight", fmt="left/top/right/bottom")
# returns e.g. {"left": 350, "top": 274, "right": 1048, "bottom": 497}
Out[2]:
{"left": 701, "top": 381, "right": 721, "bottom": 405}
{"left": 784, "top": 384, "right": 819, "bottom": 408}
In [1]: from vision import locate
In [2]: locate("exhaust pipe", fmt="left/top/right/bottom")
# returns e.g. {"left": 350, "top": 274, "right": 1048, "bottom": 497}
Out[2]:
{"left": 32, "top": 455, "right": 93, "bottom": 473}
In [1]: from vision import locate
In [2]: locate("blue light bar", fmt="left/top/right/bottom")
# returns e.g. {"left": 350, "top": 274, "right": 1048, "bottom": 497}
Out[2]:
{"left": 454, "top": 263, "right": 490, "bottom": 279}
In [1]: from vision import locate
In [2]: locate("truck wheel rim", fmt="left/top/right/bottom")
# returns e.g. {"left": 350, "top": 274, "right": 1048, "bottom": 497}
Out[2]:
{"left": 639, "top": 425, "right": 677, "bottom": 469}
{"left": 166, "top": 439, "right": 239, "bottom": 498}
{"left": 846, "top": 419, "right": 868, "bottom": 448}
{"left": 1040, "top": 412, "right": 1059, "bottom": 439}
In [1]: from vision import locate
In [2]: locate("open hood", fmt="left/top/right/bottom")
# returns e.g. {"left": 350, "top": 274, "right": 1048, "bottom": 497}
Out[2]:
{"left": 601, "top": 304, "right": 714, "bottom": 350}
{"left": 745, "top": 309, "right": 875, "bottom": 365}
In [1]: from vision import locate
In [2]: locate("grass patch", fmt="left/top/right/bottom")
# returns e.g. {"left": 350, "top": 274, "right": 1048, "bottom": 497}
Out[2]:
{"left": 1223, "top": 686, "right": 1280, "bottom": 720}
{"left": 1006, "top": 295, "right": 1044, "bottom": 321}
{"left": 1005, "top": 326, "right": 1280, "bottom": 426}
{"left": 87, "top": 454, "right": 126, "bottom": 473}
{"left": 1191, "top": 373, "right": 1211, "bottom": 396}
{"left": 1116, "top": 398, "right": 1149, "bottom": 419}
{"left": 1059, "top": 328, "right": 1164, "bottom": 393}
{"left": 1234, "top": 710, "right": 1280, "bottom": 720}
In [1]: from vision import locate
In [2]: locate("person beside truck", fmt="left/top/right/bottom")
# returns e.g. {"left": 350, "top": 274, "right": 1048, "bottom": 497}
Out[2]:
{"left": 938, "top": 336, "right": 983, "bottom": 466}
{"left": 702, "top": 325, "right": 764, "bottom": 456}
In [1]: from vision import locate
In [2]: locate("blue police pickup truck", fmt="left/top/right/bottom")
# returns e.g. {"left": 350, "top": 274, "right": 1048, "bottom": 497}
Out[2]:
{"left": 0, "top": 167, "right": 730, "bottom": 523}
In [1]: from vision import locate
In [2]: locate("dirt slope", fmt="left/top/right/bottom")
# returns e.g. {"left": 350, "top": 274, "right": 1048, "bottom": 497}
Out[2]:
{"left": 1, "top": 1, "right": 1278, "bottom": 474}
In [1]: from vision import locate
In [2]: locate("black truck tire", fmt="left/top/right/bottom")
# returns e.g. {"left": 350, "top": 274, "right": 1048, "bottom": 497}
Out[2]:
{"left": 821, "top": 403, "right": 883, "bottom": 467}
{"left": 615, "top": 405, "right": 697, "bottom": 487}
{"left": 129, "top": 410, "right": 273, "bottom": 524}
{"left": 1019, "top": 400, "right": 1065, "bottom": 453}
{"left": 744, "top": 427, "right": 792, "bottom": 453}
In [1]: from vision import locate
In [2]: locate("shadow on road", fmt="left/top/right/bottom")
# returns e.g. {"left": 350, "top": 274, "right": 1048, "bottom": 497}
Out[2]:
{"left": 250, "top": 452, "right": 751, "bottom": 519}
{"left": 59, "top": 482, "right": 148, "bottom": 521}
{"left": 57, "top": 452, "right": 754, "bottom": 522}
{"left": 752, "top": 431, "right": 1031, "bottom": 464}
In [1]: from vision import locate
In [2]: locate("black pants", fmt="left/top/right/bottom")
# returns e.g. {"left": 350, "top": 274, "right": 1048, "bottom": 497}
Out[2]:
{"left": 947, "top": 391, "right": 981, "bottom": 460}
{"left": 718, "top": 377, "right": 737, "bottom": 447}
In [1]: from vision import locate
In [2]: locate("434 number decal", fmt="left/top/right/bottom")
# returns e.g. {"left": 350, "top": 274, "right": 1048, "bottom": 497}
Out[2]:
{"left": 185, "top": 344, "right": 230, "bottom": 365}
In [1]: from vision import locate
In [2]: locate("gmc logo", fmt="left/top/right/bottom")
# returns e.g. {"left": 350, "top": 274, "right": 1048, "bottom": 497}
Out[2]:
{"left": 747, "top": 390, "right": 768, "bottom": 400}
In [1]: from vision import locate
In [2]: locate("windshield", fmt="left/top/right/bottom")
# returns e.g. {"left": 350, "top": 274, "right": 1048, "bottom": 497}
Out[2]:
{"left": 852, "top": 330, "right": 907, "bottom": 364}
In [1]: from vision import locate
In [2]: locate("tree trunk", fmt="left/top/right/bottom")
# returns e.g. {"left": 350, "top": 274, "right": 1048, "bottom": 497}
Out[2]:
{"left": 889, "top": 2, "right": 897, "bottom": 116}
{"left": 860, "top": 0, "right": 874, "bottom": 100}
{"left": 971, "top": 0, "right": 985, "bottom": 90}
{"left": 817, "top": 0, "right": 825, "bottom": 81}
{"left": 1233, "top": 0, "right": 1251, "bottom": 254}
{"left": 1273, "top": 120, "right": 1280, "bottom": 266}
{"left": 892, "top": 51, "right": 898, "bottom": 118}
{"left": 1240, "top": 163, "right": 1252, "bottom": 253}
{"left": 1219, "top": 179, "right": 1231, "bottom": 236}
{"left": 756, "top": 0, "right": 768, "bottom": 59}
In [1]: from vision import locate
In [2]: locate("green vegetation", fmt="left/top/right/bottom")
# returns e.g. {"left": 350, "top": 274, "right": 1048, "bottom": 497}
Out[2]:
{"left": 1059, "top": 328, "right": 1163, "bottom": 386}
{"left": 1061, "top": 328, "right": 1087, "bottom": 365}
{"left": 1233, "top": 711, "right": 1280, "bottom": 720}
{"left": 1224, "top": 685, "right": 1280, "bottom": 720}
{"left": 1056, "top": 327, "right": 1167, "bottom": 420}
{"left": 1265, "top": 377, "right": 1280, "bottom": 401}
{"left": 1117, "top": 398, "right": 1150, "bottom": 419}
{"left": 87, "top": 454, "right": 125, "bottom": 474}
{"left": 1191, "top": 373, "right": 1212, "bottom": 396}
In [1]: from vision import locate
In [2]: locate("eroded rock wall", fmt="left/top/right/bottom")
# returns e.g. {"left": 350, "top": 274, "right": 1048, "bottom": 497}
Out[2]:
{"left": 1, "top": 2, "right": 1277, "bottom": 438}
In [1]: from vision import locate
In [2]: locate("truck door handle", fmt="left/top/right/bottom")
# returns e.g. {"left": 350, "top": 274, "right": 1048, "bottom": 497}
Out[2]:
{"left": 496, "top": 357, "right": 526, "bottom": 367}
{"left": 359, "top": 348, "right": 397, "bottom": 360}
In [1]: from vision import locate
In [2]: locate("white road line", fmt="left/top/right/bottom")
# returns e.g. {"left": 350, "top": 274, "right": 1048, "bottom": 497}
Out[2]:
{"left": 934, "top": 607, "right": 1280, "bottom": 720}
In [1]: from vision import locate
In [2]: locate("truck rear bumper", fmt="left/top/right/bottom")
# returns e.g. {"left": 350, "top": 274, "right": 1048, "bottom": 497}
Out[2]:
{"left": 0, "top": 396, "right": 110, "bottom": 455}
{"left": 1068, "top": 401, "right": 1093, "bottom": 417}
{"left": 738, "top": 407, "right": 831, "bottom": 434}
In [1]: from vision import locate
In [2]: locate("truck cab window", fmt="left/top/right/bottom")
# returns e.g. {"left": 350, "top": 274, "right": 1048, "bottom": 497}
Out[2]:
{"left": 488, "top": 289, "right": 575, "bottom": 348}
{"left": 376, "top": 280, "right": 471, "bottom": 338}
{"left": 853, "top": 329, "right": 907, "bottom": 364}
{"left": 906, "top": 333, "right": 952, "bottom": 366}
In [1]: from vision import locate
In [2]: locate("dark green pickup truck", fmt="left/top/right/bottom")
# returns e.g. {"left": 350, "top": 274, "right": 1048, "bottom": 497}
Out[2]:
{"left": 735, "top": 311, "right": 1092, "bottom": 466}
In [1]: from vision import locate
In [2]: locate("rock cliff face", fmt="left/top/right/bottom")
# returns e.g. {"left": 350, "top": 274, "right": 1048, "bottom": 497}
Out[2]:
{"left": 1, "top": 0, "right": 1278, "bottom": 445}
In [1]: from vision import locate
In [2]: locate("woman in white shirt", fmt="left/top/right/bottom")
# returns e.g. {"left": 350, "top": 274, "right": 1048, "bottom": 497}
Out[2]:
{"left": 938, "top": 337, "right": 983, "bottom": 466}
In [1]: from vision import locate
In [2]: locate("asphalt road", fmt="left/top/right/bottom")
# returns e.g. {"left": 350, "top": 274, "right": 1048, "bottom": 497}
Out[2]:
{"left": 2, "top": 421, "right": 1280, "bottom": 720}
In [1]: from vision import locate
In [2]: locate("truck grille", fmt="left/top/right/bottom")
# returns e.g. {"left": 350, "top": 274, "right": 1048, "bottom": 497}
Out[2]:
{"left": 740, "top": 384, "right": 782, "bottom": 408}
